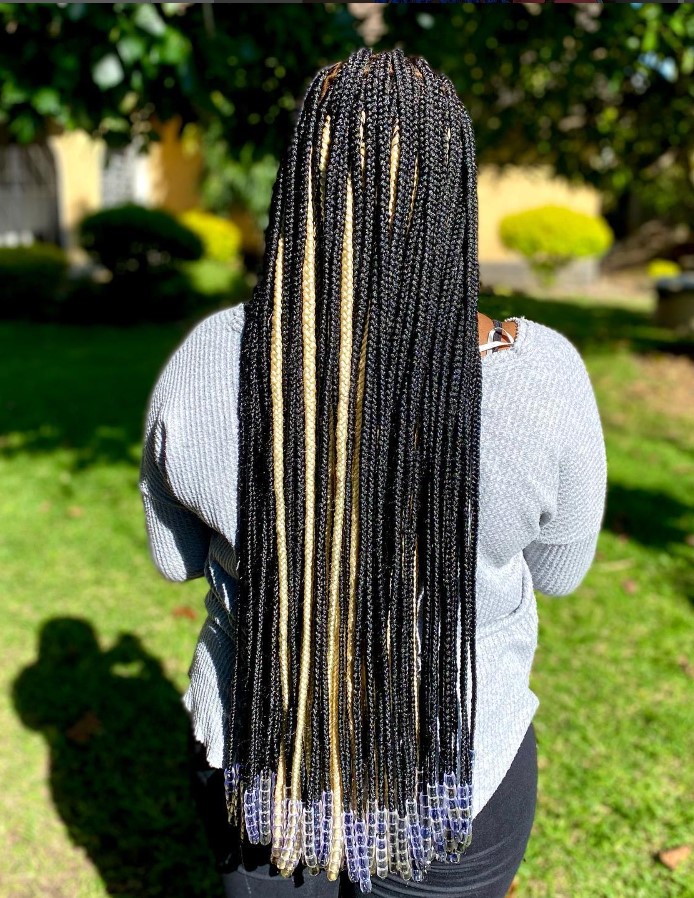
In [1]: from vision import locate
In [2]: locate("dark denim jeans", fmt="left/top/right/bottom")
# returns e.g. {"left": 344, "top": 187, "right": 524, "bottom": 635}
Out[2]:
{"left": 188, "top": 722, "right": 537, "bottom": 898}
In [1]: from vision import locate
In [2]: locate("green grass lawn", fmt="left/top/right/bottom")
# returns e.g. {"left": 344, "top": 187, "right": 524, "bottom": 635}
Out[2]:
{"left": 1, "top": 296, "right": 692, "bottom": 898}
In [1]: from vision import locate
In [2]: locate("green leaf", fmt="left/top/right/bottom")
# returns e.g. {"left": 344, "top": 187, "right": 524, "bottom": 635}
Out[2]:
{"left": 417, "top": 13, "right": 435, "bottom": 30}
{"left": 118, "top": 91, "right": 139, "bottom": 116}
{"left": 32, "top": 87, "right": 61, "bottom": 116}
{"left": 642, "top": 24, "right": 658, "bottom": 55}
{"left": 10, "top": 113, "right": 39, "bottom": 144}
{"left": 92, "top": 54, "right": 125, "bottom": 90}
{"left": 65, "top": 3, "right": 87, "bottom": 22}
{"left": 1, "top": 81, "right": 27, "bottom": 106}
{"left": 117, "top": 35, "right": 146, "bottom": 67}
{"left": 669, "top": 12, "right": 685, "bottom": 39}
{"left": 133, "top": 4, "right": 166, "bottom": 38}
{"left": 100, "top": 115, "right": 131, "bottom": 134}
{"left": 159, "top": 28, "right": 189, "bottom": 66}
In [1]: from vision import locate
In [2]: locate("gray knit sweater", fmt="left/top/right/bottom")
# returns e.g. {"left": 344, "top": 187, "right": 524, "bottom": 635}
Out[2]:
{"left": 139, "top": 303, "right": 607, "bottom": 820}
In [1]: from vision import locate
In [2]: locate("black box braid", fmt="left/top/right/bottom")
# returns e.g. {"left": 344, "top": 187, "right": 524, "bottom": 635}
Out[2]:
{"left": 227, "top": 48, "right": 481, "bottom": 892}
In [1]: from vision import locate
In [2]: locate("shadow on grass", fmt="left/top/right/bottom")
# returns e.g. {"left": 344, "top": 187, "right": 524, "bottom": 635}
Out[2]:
{"left": 12, "top": 618, "right": 223, "bottom": 898}
{"left": 1, "top": 296, "right": 692, "bottom": 473}
{"left": 0, "top": 309, "right": 238, "bottom": 471}
{"left": 603, "top": 483, "right": 694, "bottom": 607}
{"left": 605, "top": 483, "right": 694, "bottom": 554}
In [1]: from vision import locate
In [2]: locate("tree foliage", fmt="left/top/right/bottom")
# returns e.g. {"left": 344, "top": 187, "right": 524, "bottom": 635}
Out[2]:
{"left": 0, "top": 3, "right": 691, "bottom": 224}
{"left": 379, "top": 3, "right": 694, "bottom": 219}
{"left": 0, "top": 3, "right": 360, "bottom": 151}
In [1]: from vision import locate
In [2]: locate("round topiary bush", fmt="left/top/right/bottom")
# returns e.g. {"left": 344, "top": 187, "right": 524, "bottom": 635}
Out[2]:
{"left": 79, "top": 203, "right": 204, "bottom": 276}
{"left": 499, "top": 205, "right": 614, "bottom": 285}
{"left": 77, "top": 204, "right": 205, "bottom": 325}
{"left": 0, "top": 243, "right": 68, "bottom": 321}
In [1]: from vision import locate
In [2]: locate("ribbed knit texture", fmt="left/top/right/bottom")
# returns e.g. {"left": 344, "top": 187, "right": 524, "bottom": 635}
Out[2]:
{"left": 139, "top": 303, "right": 607, "bottom": 820}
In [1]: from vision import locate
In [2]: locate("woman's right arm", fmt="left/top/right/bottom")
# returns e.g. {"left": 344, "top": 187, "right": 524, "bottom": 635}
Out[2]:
{"left": 523, "top": 345, "right": 608, "bottom": 596}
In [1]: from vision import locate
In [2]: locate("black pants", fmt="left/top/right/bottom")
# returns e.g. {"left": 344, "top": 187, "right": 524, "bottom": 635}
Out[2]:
{"left": 188, "top": 723, "right": 537, "bottom": 898}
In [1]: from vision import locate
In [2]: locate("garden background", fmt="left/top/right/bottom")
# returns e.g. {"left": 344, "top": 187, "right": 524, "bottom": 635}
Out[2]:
{"left": 0, "top": 4, "right": 692, "bottom": 897}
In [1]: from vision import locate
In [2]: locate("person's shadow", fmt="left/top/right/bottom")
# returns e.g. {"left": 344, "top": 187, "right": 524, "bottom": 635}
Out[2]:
{"left": 12, "top": 617, "right": 224, "bottom": 898}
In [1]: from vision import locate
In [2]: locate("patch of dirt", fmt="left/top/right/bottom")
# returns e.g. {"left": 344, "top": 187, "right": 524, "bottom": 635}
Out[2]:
{"left": 626, "top": 353, "right": 694, "bottom": 423}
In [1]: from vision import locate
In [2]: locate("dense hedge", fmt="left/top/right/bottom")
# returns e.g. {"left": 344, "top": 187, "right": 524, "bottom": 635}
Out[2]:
{"left": 0, "top": 207, "right": 249, "bottom": 326}
{"left": 0, "top": 243, "right": 68, "bottom": 321}
{"left": 79, "top": 203, "right": 204, "bottom": 276}
{"left": 76, "top": 204, "right": 210, "bottom": 324}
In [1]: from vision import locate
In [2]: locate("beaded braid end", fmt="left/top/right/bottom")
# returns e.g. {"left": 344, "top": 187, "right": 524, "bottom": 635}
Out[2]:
{"left": 224, "top": 752, "right": 475, "bottom": 893}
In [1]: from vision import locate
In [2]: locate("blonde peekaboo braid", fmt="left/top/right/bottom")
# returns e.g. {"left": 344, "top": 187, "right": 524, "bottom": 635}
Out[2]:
{"left": 229, "top": 49, "right": 481, "bottom": 894}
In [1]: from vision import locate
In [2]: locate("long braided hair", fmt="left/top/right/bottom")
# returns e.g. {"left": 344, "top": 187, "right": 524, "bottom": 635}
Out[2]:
{"left": 226, "top": 48, "right": 481, "bottom": 892}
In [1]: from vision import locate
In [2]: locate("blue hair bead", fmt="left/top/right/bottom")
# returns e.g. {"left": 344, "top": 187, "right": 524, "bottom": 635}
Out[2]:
{"left": 375, "top": 807, "right": 388, "bottom": 879}
{"left": 387, "top": 809, "right": 398, "bottom": 874}
{"left": 259, "top": 770, "right": 272, "bottom": 845}
{"left": 243, "top": 781, "right": 261, "bottom": 844}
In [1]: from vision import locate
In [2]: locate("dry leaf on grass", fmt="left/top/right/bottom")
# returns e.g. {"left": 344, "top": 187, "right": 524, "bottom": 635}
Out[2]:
{"left": 504, "top": 876, "right": 520, "bottom": 897}
{"left": 172, "top": 605, "right": 197, "bottom": 620}
{"left": 656, "top": 844, "right": 692, "bottom": 870}
{"left": 65, "top": 710, "right": 103, "bottom": 744}
{"left": 621, "top": 578, "right": 638, "bottom": 594}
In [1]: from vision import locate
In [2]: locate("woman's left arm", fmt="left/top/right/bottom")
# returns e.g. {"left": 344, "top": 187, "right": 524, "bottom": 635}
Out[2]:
{"left": 139, "top": 359, "right": 212, "bottom": 582}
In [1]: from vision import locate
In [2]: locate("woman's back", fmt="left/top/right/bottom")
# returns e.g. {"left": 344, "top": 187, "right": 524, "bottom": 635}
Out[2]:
{"left": 139, "top": 301, "right": 607, "bottom": 821}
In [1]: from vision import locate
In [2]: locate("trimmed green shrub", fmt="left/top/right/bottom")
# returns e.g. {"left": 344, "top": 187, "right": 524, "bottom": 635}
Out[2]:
{"left": 57, "top": 275, "right": 108, "bottom": 326}
{"left": 79, "top": 203, "right": 203, "bottom": 276}
{"left": 76, "top": 204, "right": 206, "bottom": 325}
{"left": 59, "top": 269, "right": 197, "bottom": 326}
{"left": 179, "top": 210, "right": 242, "bottom": 265}
{"left": 499, "top": 205, "right": 614, "bottom": 285}
{"left": 0, "top": 243, "right": 68, "bottom": 321}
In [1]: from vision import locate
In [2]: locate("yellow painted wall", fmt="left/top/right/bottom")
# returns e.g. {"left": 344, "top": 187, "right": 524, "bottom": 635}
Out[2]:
{"left": 50, "top": 131, "right": 104, "bottom": 248}
{"left": 50, "top": 131, "right": 599, "bottom": 266}
{"left": 148, "top": 116, "right": 202, "bottom": 214}
{"left": 50, "top": 121, "right": 202, "bottom": 252}
{"left": 477, "top": 164, "right": 601, "bottom": 261}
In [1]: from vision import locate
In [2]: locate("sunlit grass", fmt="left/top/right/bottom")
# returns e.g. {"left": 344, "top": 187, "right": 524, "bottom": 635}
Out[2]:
{"left": 1, "top": 296, "right": 692, "bottom": 897}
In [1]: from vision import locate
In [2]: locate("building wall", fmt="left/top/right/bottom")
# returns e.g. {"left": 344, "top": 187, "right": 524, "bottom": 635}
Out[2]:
{"left": 147, "top": 117, "right": 202, "bottom": 214}
{"left": 50, "top": 118, "right": 201, "bottom": 252}
{"left": 50, "top": 131, "right": 105, "bottom": 249}
{"left": 49, "top": 130, "right": 601, "bottom": 286}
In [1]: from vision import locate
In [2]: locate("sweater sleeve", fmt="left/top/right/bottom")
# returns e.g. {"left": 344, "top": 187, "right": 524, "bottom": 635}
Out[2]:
{"left": 139, "top": 352, "right": 212, "bottom": 583}
{"left": 523, "top": 345, "right": 608, "bottom": 597}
